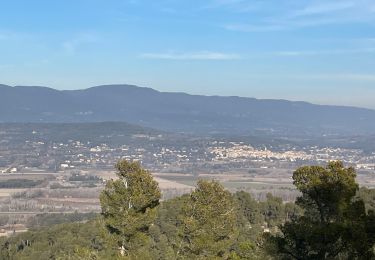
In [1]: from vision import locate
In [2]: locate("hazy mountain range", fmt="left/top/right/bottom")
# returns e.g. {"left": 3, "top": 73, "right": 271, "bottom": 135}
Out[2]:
{"left": 1, "top": 84, "right": 375, "bottom": 137}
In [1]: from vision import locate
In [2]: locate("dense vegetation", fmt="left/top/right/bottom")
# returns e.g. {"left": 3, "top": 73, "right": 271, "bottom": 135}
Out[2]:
{"left": 69, "top": 174, "right": 101, "bottom": 183}
{"left": 0, "top": 179, "right": 44, "bottom": 188}
{"left": 0, "top": 161, "right": 374, "bottom": 259}
{"left": 26, "top": 212, "right": 98, "bottom": 228}
{"left": 266, "top": 162, "right": 375, "bottom": 259}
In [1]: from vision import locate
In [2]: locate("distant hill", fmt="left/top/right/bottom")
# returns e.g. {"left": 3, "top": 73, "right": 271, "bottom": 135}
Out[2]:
{"left": 0, "top": 122, "right": 166, "bottom": 146}
{"left": 1, "top": 84, "right": 375, "bottom": 136}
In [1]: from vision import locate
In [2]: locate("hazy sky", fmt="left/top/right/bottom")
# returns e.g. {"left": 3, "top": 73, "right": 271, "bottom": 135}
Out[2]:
{"left": 1, "top": 0, "right": 375, "bottom": 108}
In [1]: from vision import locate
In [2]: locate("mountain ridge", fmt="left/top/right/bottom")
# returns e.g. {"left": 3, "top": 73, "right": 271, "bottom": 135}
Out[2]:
{"left": 3, "top": 83, "right": 374, "bottom": 111}
{"left": 1, "top": 84, "right": 375, "bottom": 136}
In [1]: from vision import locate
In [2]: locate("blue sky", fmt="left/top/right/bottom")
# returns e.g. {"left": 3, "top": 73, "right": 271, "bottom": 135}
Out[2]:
{"left": 1, "top": 0, "right": 375, "bottom": 108}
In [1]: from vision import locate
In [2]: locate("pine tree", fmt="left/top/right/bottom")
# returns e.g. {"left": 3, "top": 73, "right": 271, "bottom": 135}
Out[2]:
{"left": 99, "top": 160, "right": 161, "bottom": 258}
{"left": 178, "top": 180, "right": 238, "bottom": 259}
{"left": 268, "top": 161, "right": 375, "bottom": 259}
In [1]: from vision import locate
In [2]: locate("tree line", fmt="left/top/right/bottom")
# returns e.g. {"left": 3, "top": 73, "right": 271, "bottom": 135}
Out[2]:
{"left": 0, "top": 160, "right": 374, "bottom": 259}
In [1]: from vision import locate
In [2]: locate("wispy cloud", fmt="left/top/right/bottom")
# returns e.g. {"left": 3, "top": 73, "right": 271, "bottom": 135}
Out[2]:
{"left": 291, "top": 1, "right": 355, "bottom": 17}
{"left": 140, "top": 51, "right": 241, "bottom": 60}
{"left": 203, "top": 0, "right": 266, "bottom": 12}
{"left": 224, "top": 24, "right": 283, "bottom": 32}
{"left": 273, "top": 48, "right": 375, "bottom": 57}
{"left": 243, "top": 73, "right": 375, "bottom": 82}
{"left": 0, "top": 31, "right": 28, "bottom": 41}
{"left": 159, "top": 7, "right": 179, "bottom": 14}
{"left": 223, "top": 18, "right": 337, "bottom": 32}
{"left": 141, "top": 47, "right": 375, "bottom": 61}
{"left": 222, "top": 0, "right": 375, "bottom": 32}
{"left": 290, "top": 73, "right": 375, "bottom": 82}
{"left": 62, "top": 33, "right": 98, "bottom": 55}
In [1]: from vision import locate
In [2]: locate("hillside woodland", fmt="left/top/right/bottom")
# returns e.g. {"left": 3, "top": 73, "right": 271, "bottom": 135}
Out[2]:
{"left": 1, "top": 160, "right": 374, "bottom": 259}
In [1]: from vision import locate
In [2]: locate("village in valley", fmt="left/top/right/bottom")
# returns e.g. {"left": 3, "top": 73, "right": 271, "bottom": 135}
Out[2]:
{"left": 0, "top": 123, "right": 374, "bottom": 237}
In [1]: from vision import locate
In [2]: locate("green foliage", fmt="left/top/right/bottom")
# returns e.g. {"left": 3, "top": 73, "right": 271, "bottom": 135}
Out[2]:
{"left": 26, "top": 212, "right": 97, "bottom": 228}
{"left": 235, "top": 191, "right": 263, "bottom": 226}
{"left": 0, "top": 220, "right": 115, "bottom": 260}
{"left": 0, "top": 179, "right": 44, "bottom": 188}
{"left": 235, "top": 191, "right": 302, "bottom": 231}
{"left": 69, "top": 174, "right": 101, "bottom": 182}
{"left": 178, "top": 180, "right": 238, "bottom": 259}
{"left": 99, "top": 160, "right": 161, "bottom": 257}
{"left": 153, "top": 194, "right": 189, "bottom": 258}
{"left": 293, "top": 161, "right": 357, "bottom": 223}
{"left": 358, "top": 187, "right": 375, "bottom": 213}
{"left": 1, "top": 161, "right": 374, "bottom": 260}
{"left": 268, "top": 161, "right": 375, "bottom": 259}
{"left": 234, "top": 191, "right": 302, "bottom": 259}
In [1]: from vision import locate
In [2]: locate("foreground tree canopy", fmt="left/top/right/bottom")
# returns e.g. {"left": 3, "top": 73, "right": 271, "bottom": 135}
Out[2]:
{"left": 179, "top": 180, "right": 238, "bottom": 258}
{"left": 0, "top": 160, "right": 374, "bottom": 259}
{"left": 100, "top": 160, "right": 161, "bottom": 257}
{"left": 267, "top": 161, "right": 375, "bottom": 259}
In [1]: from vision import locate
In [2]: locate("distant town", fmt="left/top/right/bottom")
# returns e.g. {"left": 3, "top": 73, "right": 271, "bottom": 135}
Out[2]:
{"left": 1, "top": 131, "right": 375, "bottom": 175}
{"left": 0, "top": 123, "right": 374, "bottom": 237}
